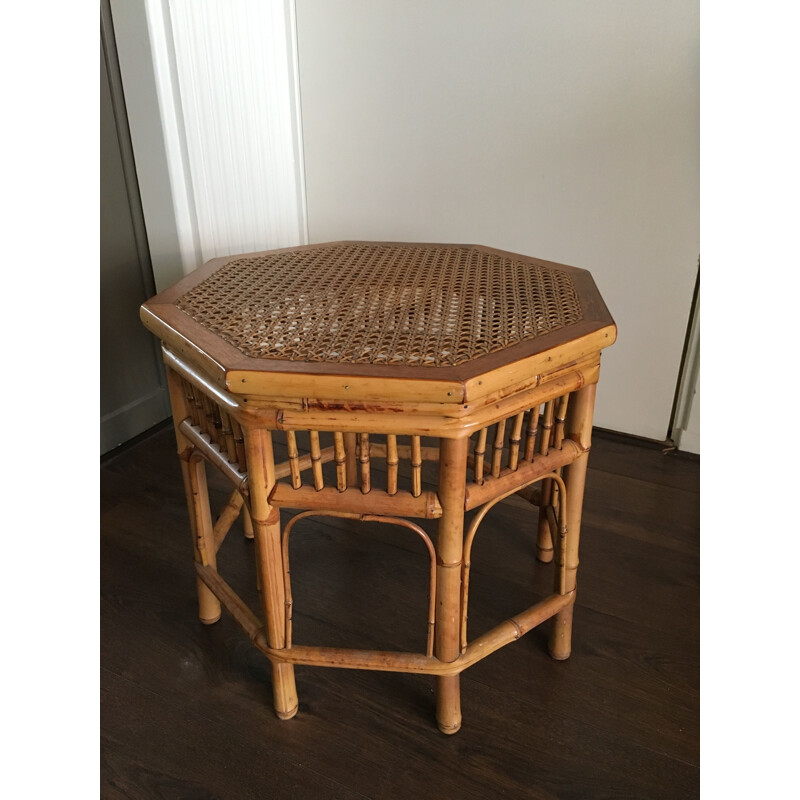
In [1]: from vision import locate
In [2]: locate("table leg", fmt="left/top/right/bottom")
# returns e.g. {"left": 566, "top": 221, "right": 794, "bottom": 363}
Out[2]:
{"left": 245, "top": 426, "right": 299, "bottom": 720}
{"left": 435, "top": 437, "right": 469, "bottom": 734}
{"left": 166, "top": 367, "right": 221, "bottom": 624}
{"left": 549, "top": 383, "right": 596, "bottom": 660}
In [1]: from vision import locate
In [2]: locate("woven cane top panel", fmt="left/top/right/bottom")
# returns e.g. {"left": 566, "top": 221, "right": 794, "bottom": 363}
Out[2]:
{"left": 175, "top": 243, "right": 584, "bottom": 369}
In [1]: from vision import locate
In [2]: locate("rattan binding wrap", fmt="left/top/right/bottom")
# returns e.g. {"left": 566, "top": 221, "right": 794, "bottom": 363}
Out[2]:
{"left": 176, "top": 243, "right": 584, "bottom": 368}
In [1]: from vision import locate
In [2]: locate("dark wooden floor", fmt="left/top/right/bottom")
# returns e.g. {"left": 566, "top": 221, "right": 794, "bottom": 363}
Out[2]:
{"left": 101, "top": 423, "right": 699, "bottom": 800}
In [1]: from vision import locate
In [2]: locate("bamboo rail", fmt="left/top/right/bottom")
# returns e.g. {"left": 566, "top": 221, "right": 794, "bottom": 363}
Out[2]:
{"left": 212, "top": 489, "right": 246, "bottom": 552}
{"left": 194, "top": 562, "right": 573, "bottom": 676}
{"left": 464, "top": 439, "right": 582, "bottom": 510}
{"left": 270, "top": 482, "right": 443, "bottom": 518}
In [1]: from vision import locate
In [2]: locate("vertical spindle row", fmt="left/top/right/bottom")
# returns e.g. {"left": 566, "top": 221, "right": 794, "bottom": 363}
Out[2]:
{"left": 333, "top": 432, "right": 347, "bottom": 492}
{"left": 411, "top": 435, "right": 422, "bottom": 497}
{"left": 359, "top": 433, "right": 371, "bottom": 494}
{"left": 386, "top": 434, "right": 399, "bottom": 495}
{"left": 285, "top": 431, "right": 302, "bottom": 489}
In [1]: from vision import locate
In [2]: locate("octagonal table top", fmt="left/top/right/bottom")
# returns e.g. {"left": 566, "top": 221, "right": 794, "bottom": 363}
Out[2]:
{"left": 141, "top": 241, "right": 616, "bottom": 406}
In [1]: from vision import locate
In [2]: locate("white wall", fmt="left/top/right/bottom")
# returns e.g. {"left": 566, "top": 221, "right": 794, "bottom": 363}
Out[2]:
{"left": 111, "top": 0, "right": 307, "bottom": 289}
{"left": 295, "top": 0, "right": 699, "bottom": 441}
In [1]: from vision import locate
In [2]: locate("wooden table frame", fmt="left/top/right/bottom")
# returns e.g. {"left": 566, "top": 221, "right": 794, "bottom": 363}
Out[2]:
{"left": 142, "top": 242, "right": 616, "bottom": 734}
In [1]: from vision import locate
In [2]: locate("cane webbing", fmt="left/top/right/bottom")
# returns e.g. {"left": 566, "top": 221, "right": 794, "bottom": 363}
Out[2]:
{"left": 176, "top": 243, "right": 583, "bottom": 368}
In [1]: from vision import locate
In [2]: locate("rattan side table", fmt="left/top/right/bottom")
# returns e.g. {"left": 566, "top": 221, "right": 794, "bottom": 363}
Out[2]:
{"left": 140, "top": 241, "right": 616, "bottom": 734}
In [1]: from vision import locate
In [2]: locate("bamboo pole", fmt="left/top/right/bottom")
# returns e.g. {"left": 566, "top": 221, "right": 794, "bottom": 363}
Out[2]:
{"left": 507, "top": 411, "right": 525, "bottom": 471}
{"left": 549, "top": 383, "right": 596, "bottom": 661}
{"left": 270, "top": 482, "right": 442, "bottom": 518}
{"left": 434, "top": 437, "right": 468, "bottom": 734}
{"left": 491, "top": 419, "right": 506, "bottom": 477}
{"left": 212, "top": 489, "right": 245, "bottom": 552}
{"left": 219, "top": 409, "right": 238, "bottom": 464}
{"left": 410, "top": 435, "right": 422, "bottom": 497}
{"left": 231, "top": 417, "right": 248, "bottom": 473}
{"left": 463, "top": 440, "right": 582, "bottom": 510}
{"left": 333, "top": 432, "right": 347, "bottom": 492}
{"left": 344, "top": 432, "right": 359, "bottom": 487}
{"left": 166, "top": 367, "right": 221, "bottom": 625}
{"left": 309, "top": 430, "right": 324, "bottom": 491}
{"left": 536, "top": 400, "right": 556, "bottom": 563}
{"left": 473, "top": 428, "right": 487, "bottom": 485}
{"left": 523, "top": 404, "right": 540, "bottom": 462}
{"left": 549, "top": 393, "right": 571, "bottom": 512}
{"left": 241, "top": 498, "right": 254, "bottom": 539}
{"left": 359, "top": 432, "right": 371, "bottom": 494}
{"left": 243, "top": 424, "right": 298, "bottom": 720}
{"left": 386, "top": 434, "right": 399, "bottom": 496}
{"left": 285, "top": 430, "right": 302, "bottom": 489}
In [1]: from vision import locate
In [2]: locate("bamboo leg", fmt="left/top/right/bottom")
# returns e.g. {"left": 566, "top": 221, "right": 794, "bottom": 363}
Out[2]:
{"left": 244, "top": 425, "right": 298, "bottom": 719}
{"left": 435, "top": 437, "right": 469, "bottom": 734}
{"left": 166, "top": 368, "right": 221, "bottom": 624}
{"left": 549, "top": 383, "right": 596, "bottom": 661}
